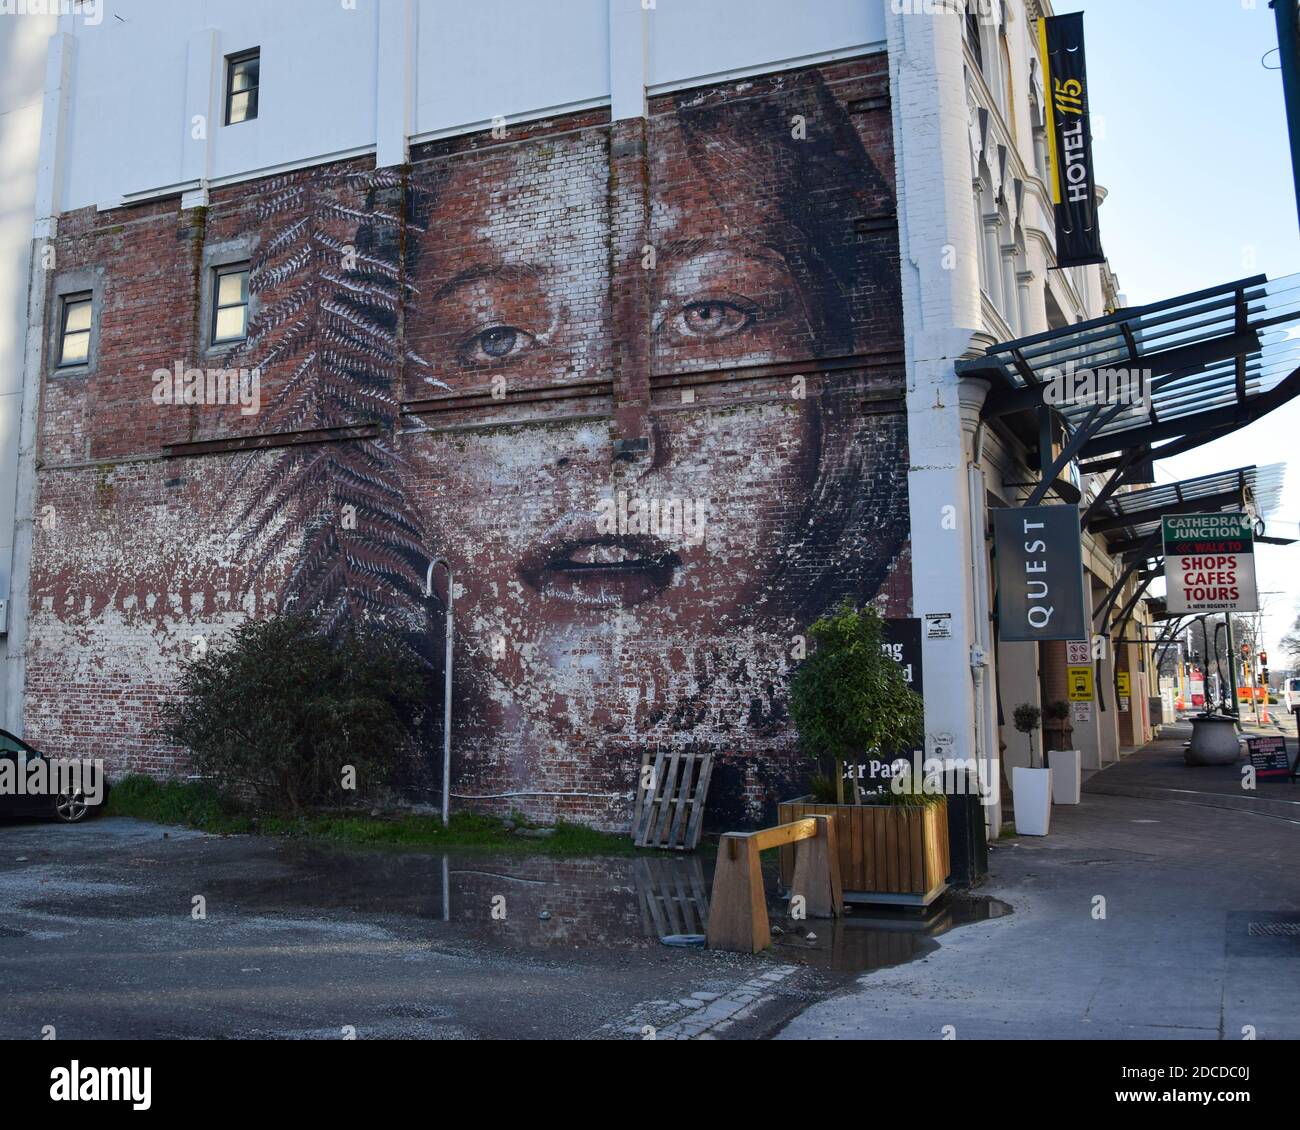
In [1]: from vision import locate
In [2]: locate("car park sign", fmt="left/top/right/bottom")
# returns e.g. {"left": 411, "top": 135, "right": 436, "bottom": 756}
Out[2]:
{"left": 1161, "top": 512, "right": 1258, "bottom": 614}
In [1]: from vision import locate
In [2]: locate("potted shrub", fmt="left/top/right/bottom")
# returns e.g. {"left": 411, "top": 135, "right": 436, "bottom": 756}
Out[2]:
{"left": 1042, "top": 699, "right": 1082, "bottom": 805}
{"left": 781, "top": 604, "right": 948, "bottom": 906}
{"left": 1011, "top": 702, "right": 1051, "bottom": 835}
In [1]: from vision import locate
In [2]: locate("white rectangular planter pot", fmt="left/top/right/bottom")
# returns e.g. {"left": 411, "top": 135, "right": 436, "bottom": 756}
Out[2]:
{"left": 1012, "top": 766, "right": 1053, "bottom": 836}
{"left": 1049, "top": 749, "right": 1082, "bottom": 805}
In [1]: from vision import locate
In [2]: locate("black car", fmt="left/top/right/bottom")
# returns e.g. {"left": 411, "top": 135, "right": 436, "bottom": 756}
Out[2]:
{"left": 0, "top": 728, "right": 109, "bottom": 823}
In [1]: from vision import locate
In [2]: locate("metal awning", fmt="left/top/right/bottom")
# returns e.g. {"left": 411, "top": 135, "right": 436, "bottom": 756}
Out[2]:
{"left": 1086, "top": 464, "right": 1285, "bottom": 545}
{"left": 1086, "top": 464, "right": 1289, "bottom": 630}
{"left": 959, "top": 273, "right": 1300, "bottom": 477}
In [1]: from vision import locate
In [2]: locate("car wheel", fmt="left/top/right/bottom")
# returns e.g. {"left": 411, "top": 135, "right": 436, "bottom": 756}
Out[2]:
{"left": 54, "top": 789, "right": 90, "bottom": 823}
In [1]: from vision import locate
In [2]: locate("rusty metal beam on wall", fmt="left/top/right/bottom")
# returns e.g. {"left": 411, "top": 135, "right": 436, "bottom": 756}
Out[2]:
{"left": 402, "top": 354, "right": 906, "bottom": 421}
{"left": 403, "top": 379, "right": 614, "bottom": 418}
{"left": 162, "top": 422, "right": 381, "bottom": 458}
{"left": 647, "top": 351, "right": 902, "bottom": 393}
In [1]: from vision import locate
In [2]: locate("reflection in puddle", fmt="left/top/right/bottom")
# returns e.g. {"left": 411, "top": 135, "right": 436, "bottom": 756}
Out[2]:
{"left": 241, "top": 842, "right": 1009, "bottom": 972}
{"left": 767, "top": 896, "right": 1012, "bottom": 974}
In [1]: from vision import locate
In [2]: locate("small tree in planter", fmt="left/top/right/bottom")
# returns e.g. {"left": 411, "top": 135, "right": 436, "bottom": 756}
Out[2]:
{"left": 1042, "top": 699, "right": 1072, "bottom": 764}
{"left": 1012, "top": 702, "right": 1043, "bottom": 767}
{"left": 1042, "top": 699, "right": 1082, "bottom": 805}
{"left": 788, "top": 603, "right": 924, "bottom": 803}
{"left": 784, "top": 604, "right": 946, "bottom": 904}
{"left": 1011, "top": 702, "right": 1052, "bottom": 835}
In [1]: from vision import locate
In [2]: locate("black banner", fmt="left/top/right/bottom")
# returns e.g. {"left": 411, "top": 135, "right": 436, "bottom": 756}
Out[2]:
{"left": 1038, "top": 13, "right": 1105, "bottom": 268}
{"left": 993, "top": 505, "right": 1088, "bottom": 643}
{"left": 0, "top": 1040, "right": 1288, "bottom": 1112}
{"left": 883, "top": 616, "right": 924, "bottom": 697}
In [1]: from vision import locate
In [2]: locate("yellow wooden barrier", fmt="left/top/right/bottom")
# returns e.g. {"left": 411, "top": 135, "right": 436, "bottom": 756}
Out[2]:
{"left": 705, "top": 814, "right": 843, "bottom": 953}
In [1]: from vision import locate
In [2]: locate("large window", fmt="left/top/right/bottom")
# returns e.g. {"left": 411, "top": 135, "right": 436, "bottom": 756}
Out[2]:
{"left": 225, "top": 49, "right": 260, "bottom": 125}
{"left": 57, "top": 294, "right": 92, "bottom": 367}
{"left": 211, "top": 264, "right": 250, "bottom": 345}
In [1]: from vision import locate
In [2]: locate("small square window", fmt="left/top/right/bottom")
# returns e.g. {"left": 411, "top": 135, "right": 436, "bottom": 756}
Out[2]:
{"left": 225, "top": 49, "right": 259, "bottom": 125}
{"left": 211, "top": 264, "right": 250, "bottom": 345}
{"left": 58, "top": 295, "right": 92, "bottom": 367}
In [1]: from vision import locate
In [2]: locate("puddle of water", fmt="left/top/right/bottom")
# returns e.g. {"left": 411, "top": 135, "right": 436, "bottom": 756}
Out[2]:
{"left": 220, "top": 843, "right": 704, "bottom": 951}
{"left": 767, "top": 895, "right": 1012, "bottom": 973}
{"left": 213, "top": 841, "right": 1010, "bottom": 970}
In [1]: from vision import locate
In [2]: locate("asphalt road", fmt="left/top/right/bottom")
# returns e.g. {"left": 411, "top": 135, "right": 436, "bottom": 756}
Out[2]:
{"left": 0, "top": 817, "right": 852, "bottom": 1040}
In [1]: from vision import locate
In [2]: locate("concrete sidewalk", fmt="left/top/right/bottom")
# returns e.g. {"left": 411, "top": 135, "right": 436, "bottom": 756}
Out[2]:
{"left": 1088, "top": 720, "right": 1300, "bottom": 822}
{"left": 777, "top": 728, "right": 1300, "bottom": 1040}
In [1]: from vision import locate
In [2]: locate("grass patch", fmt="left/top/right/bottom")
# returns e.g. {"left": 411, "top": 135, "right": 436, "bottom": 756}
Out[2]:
{"left": 105, "top": 774, "right": 637, "bottom": 855}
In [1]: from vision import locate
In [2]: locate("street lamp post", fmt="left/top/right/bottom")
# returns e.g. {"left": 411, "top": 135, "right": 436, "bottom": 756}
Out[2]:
{"left": 425, "top": 557, "right": 454, "bottom": 827}
{"left": 1225, "top": 613, "right": 1240, "bottom": 718}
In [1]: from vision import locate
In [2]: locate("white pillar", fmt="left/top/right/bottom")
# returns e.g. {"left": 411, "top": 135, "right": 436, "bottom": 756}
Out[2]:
{"left": 1001, "top": 246, "right": 1020, "bottom": 335}
{"left": 889, "top": 2, "right": 999, "bottom": 836}
{"left": 7, "top": 32, "right": 70, "bottom": 734}
{"left": 982, "top": 215, "right": 1004, "bottom": 312}
{"left": 181, "top": 28, "right": 218, "bottom": 205}
{"left": 609, "top": 0, "right": 648, "bottom": 122}
{"left": 376, "top": 0, "right": 417, "bottom": 168}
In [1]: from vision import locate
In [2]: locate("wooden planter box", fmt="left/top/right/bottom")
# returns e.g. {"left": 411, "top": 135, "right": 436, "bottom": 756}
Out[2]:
{"left": 777, "top": 797, "right": 949, "bottom": 906}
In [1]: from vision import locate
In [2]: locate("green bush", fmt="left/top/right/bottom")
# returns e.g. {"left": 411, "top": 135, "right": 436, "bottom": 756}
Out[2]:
{"left": 160, "top": 614, "right": 428, "bottom": 815}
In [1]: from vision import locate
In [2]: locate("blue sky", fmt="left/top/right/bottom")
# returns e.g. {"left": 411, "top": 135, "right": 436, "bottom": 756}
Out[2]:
{"left": 1054, "top": 0, "right": 1300, "bottom": 657}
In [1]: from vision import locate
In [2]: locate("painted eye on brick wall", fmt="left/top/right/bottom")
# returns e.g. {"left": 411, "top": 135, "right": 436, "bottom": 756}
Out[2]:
{"left": 663, "top": 297, "right": 756, "bottom": 343}
{"left": 460, "top": 324, "right": 534, "bottom": 365}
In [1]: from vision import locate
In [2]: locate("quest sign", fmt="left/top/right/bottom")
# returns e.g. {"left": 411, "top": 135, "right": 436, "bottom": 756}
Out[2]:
{"left": 1161, "top": 512, "right": 1258, "bottom": 614}
{"left": 993, "top": 505, "right": 1088, "bottom": 643}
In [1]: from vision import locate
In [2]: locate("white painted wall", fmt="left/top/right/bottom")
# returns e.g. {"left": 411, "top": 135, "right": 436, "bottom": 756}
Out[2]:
{"left": 645, "top": 0, "right": 884, "bottom": 91}
{"left": 415, "top": 0, "right": 610, "bottom": 137}
{"left": 39, "top": 0, "right": 883, "bottom": 213}
{"left": 0, "top": 8, "right": 57, "bottom": 731}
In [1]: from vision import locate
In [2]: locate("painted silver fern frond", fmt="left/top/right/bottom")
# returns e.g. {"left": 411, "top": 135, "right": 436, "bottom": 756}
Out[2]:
{"left": 229, "top": 165, "right": 445, "bottom": 635}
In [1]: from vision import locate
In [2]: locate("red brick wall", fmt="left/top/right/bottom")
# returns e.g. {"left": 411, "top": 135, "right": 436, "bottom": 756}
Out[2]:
{"left": 26, "top": 56, "right": 909, "bottom": 830}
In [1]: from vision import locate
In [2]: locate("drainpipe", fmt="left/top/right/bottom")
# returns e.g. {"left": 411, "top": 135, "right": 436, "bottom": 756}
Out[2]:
{"left": 962, "top": 377, "right": 996, "bottom": 841}
{"left": 425, "top": 557, "right": 453, "bottom": 826}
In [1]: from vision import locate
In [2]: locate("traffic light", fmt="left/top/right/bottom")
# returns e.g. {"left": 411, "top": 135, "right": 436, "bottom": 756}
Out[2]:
{"left": 1260, "top": 650, "right": 1268, "bottom": 666}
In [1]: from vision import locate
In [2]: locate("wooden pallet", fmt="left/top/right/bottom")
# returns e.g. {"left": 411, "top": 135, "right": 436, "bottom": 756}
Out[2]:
{"left": 634, "top": 856, "right": 710, "bottom": 938}
{"left": 632, "top": 748, "right": 714, "bottom": 850}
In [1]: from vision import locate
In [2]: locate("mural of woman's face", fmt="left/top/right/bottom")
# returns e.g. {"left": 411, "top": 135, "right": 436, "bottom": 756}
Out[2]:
{"left": 403, "top": 78, "right": 905, "bottom": 797}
